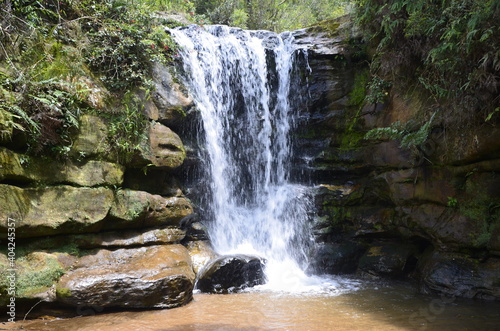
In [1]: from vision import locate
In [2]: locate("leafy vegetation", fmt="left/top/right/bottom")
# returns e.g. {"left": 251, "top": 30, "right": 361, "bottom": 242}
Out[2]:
{"left": 106, "top": 90, "right": 149, "bottom": 162}
{"left": 353, "top": 0, "right": 500, "bottom": 124}
{"left": 81, "top": 1, "right": 179, "bottom": 90}
{"left": 192, "top": 0, "right": 349, "bottom": 32}
{"left": 0, "top": 0, "right": 183, "bottom": 157}
{"left": 365, "top": 112, "right": 436, "bottom": 150}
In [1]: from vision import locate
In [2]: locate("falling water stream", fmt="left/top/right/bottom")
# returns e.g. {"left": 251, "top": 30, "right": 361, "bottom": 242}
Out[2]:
{"left": 169, "top": 25, "right": 323, "bottom": 291}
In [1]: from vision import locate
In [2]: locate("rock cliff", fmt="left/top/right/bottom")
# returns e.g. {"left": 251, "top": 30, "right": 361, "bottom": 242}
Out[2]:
{"left": 0, "top": 63, "right": 201, "bottom": 314}
{"left": 296, "top": 18, "right": 500, "bottom": 300}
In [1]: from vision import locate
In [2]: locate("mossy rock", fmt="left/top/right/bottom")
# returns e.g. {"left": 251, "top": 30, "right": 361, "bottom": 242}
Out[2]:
{"left": 70, "top": 114, "right": 113, "bottom": 160}
{"left": 0, "top": 185, "right": 114, "bottom": 238}
{"left": 109, "top": 189, "right": 193, "bottom": 228}
{"left": 0, "top": 251, "right": 76, "bottom": 305}
{"left": 129, "top": 122, "right": 186, "bottom": 169}
{"left": 0, "top": 147, "right": 125, "bottom": 187}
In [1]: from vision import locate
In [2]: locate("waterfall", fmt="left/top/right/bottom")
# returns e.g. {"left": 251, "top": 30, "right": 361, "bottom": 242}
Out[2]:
{"left": 170, "top": 25, "right": 318, "bottom": 291}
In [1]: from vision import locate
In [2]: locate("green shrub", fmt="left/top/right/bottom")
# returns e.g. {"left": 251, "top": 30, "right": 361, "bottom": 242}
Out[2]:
{"left": 353, "top": 0, "right": 500, "bottom": 122}
{"left": 365, "top": 112, "right": 436, "bottom": 150}
{"left": 106, "top": 91, "right": 149, "bottom": 162}
{"left": 84, "top": 7, "right": 178, "bottom": 91}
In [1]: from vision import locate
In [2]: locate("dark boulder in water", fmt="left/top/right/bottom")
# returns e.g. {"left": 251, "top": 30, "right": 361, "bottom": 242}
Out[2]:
{"left": 196, "top": 255, "right": 266, "bottom": 293}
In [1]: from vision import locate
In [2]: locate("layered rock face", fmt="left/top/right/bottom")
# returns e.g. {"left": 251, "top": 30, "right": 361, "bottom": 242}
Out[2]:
{"left": 296, "top": 19, "right": 500, "bottom": 300}
{"left": 0, "top": 63, "right": 202, "bottom": 313}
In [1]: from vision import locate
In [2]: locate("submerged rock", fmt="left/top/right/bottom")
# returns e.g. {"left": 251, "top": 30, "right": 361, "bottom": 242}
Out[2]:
{"left": 56, "top": 245, "right": 195, "bottom": 308}
{"left": 196, "top": 255, "right": 266, "bottom": 294}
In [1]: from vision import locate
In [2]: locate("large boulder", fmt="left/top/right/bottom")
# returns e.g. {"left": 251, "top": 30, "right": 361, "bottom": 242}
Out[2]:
{"left": 419, "top": 251, "right": 500, "bottom": 300}
{"left": 56, "top": 245, "right": 195, "bottom": 308}
{"left": 196, "top": 255, "right": 266, "bottom": 294}
{"left": 186, "top": 241, "right": 218, "bottom": 275}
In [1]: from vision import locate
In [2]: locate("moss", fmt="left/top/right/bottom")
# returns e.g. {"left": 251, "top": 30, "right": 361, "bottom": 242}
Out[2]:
{"left": 459, "top": 173, "right": 500, "bottom": 249}
{"left": 16, "top": 254, "right": 66, "bottom": 297}
{"left": 340, "top": 129, "right": 365, "bottom": 151}
{"left": 348, "top": 70, "right": 369, "bottom": 107}
{"left": 51, "top": 243, "right": 81, "bottom": 257}
{"left": 55, "top": 286, "right": 72, "bottom": 299}
{"left": 308, "top": 19, "right": 341, "bottom": 37}
{"left": 335, "top": 69, "right": 371, "bottom": 152}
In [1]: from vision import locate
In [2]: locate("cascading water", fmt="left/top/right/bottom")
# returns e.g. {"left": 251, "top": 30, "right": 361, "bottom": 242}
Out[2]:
{"left": 170, "top": 25, "right": 329, "bottom": 291}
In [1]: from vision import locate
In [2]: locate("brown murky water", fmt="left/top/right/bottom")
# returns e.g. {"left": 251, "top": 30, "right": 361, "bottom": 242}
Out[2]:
{"left": 4, "top": 281, "right": 500, "bottom": 331}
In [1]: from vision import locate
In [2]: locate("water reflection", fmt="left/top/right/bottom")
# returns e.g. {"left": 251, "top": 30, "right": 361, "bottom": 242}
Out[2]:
{"left": 7, "top": 280, "right": 500, "bottom": 331}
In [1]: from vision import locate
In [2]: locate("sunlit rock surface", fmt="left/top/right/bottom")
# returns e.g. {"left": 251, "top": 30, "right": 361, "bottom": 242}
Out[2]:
{"left": 56, "top": 245, "right": 195, "bottom": 308}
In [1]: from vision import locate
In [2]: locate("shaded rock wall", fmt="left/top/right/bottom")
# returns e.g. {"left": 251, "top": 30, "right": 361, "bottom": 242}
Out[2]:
{"left": 295, "top": 19, "right": 500, "bottom": 300}
{"left": 0, "top": 63, "right": 202, "bottom": 313}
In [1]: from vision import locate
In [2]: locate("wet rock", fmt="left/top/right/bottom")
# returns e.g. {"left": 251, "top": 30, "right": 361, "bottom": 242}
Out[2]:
{"left": 291, "top": 27, "right": 346, "bottom": 56}
{"left": 0, "top": 147, "right": 124, "bottom": 187}
{"left": 186, "top": 241, "right": 218, "bottom": 275}
{"left": 315, "top": 183, "right": 365, "bottom": 206}
{"left": 179, "top": 213, "right": 209, "bottom": 241}
{"left": 357, "top": 242, "right": 419, "bottom": 278}
{"left": 56, "top": 245, "right": 195, "bottom": 308}
{"left": 311, "top": 241, "right": 367, "bottom": 274}
{"left": 196, "top": 255, "right": 266, "bottom": 293}
{"left": 419, "top": 251, "right": 500, "bottom": 300}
